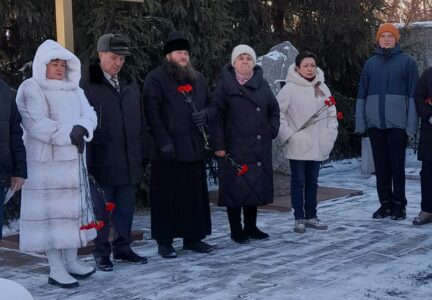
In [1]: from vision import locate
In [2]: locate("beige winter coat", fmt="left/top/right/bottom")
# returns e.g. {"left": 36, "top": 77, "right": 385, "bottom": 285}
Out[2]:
{"left": 16, "top": 40, "right": 97, "bottom": 252}
{"left": 277, "top": 64, "right": 338, "bottom": 161}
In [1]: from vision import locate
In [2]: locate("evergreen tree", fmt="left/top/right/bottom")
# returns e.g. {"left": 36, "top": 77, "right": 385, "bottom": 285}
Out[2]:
{"left": 280, "top": 0, "right": 387, "bottom": 97}
{"left": 0, "top": 0, "right": 55, "bottom": 88}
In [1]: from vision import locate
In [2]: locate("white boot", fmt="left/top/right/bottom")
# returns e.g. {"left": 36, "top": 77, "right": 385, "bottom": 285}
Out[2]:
{"left": 46, "top": 249, "right": 78, "bottom": 288}
{"left": 63, "top": 248, "right": 96, "bottom": 279}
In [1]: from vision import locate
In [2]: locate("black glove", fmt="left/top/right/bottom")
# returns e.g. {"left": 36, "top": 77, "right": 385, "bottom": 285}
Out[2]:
{"left": 191, "top": 110, "right": 207, "bottom": 128}
{"left": 70, "top": 125, "right": 88, "bottom": 154}
{"left": 160, "top": 144, "right": 176, "bottom": 160}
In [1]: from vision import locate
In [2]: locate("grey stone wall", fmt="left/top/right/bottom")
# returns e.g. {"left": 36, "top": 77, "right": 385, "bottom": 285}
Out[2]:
{"left": 257, "top": 41, "right": 299, "bottom": 175}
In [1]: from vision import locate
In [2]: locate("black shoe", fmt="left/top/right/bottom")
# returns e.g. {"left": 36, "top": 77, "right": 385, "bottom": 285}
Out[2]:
{"left": 48, "top": 277, "right": 79, "bottom": 289}
{"left": 94, "top": 255, "right": 113, "bottom": 271}
{"left": 230, "top": 231, "right": 250, "bottom": 244}
{"left": 158, "top": 244, "right": 177, "bottom": 259}
{"left": 183, "top": 240, "right": 214, "bottom": 253}
{"left": 114, "top": 250, "right": 148, "bottom": 264}
{"left": 244, "top": 227, "right": 269, "bottom": 240}
{"left": 372, "top": 206, "right": 391, "bottom": 219}
{"left": 391, "top": 206, "right": 406, "bottom": 220}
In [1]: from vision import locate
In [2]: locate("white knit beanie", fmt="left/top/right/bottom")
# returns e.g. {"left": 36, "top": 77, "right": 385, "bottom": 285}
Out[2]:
{"left": 231, "top": 44, "right": 256, "bottom": 66}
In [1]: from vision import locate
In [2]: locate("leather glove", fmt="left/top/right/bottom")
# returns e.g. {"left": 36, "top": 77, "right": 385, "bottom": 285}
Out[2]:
{"left": 191, "top": 110, "right": 207, "bottom": 128}
{"left": 70, "top": 125, "right": 88, "bottom": 154}
{"left": 160, "top": 144, "right": 176, "bottom": 160}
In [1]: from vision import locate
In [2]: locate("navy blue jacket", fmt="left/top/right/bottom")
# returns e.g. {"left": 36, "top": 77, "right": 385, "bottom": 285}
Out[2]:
{"left": 355, "top": 45, "right": 419, "bottom": 135}
{"left": 0, "top": 79, "right": 27, "bottom": 186}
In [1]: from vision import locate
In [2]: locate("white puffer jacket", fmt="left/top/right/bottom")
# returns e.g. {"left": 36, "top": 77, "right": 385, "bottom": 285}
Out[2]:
{"left": 16, "top": 40, "right": 97, "bottom": 252}
{"left": 276, "top": 64, "right": 338, "bottom": 161}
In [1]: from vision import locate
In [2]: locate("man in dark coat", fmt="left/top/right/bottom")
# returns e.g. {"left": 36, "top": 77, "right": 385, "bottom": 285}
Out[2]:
{"left": 143, "top": 32, "right": 213, "bottom": 258}
{"left": 0, "top": 78, "right": 27, "bottom": 240}
{"left": 80, "top": 33, "right": 151, "bottom": 270}
{"left": 413, "top": 67, "right": 432, "bottom": 225}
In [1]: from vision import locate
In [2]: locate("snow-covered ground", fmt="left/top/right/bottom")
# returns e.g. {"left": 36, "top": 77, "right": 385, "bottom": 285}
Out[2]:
{"left": 1, "top": 151, "right": 432, "bottom": 300}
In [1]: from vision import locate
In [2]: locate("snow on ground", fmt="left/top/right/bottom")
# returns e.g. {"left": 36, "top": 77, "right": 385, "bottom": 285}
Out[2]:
{"left": 1, "top": 151, "right": 432, "bottom": 300}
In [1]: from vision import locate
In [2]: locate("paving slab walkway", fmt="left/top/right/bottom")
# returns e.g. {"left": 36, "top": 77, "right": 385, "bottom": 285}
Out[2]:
{"left": 1, "top": 158, "right": 431, "bottom": 300}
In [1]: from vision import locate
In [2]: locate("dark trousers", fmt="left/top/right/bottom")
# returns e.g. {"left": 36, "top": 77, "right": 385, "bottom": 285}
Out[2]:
{"left": 0, "top": 187, "right": 5, "bottom": 240}
{"left": 420, "top": 161, "right": 432, "bottom": 213}
{"left": 227, "top": 206, "right": 258, "bottom": 234}
{"left": 368, "top": 128, "right": 407, "bottom": 208}
{"left": 90, "top": 183, "right": 137, "bottom": 257}
{"left": 289, "top": 160, "right": 321, "bottom": 220}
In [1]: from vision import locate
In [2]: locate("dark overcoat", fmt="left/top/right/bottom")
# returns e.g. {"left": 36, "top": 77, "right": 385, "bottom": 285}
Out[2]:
{"left": 80, "top": 63, "right": 150, "bottom": 186}
{"left": 0, "top": 79, "right": 27, "bottom": 186}
{"left": 142, "top": 63, "right": 212, "bottom": 162}
{"left": 209, "top": 64, "right": 280, "bottom": 207}
{"left": 414, "top": 67, "right": 432, "bottom": 161}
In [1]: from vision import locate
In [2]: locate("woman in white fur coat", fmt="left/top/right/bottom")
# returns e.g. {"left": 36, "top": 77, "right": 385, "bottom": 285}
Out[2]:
{"left": 277, "top": 51, "right": 338, "bottom": 234}
{"left": 16, "top": 40, "right": 97, "bottom": 288}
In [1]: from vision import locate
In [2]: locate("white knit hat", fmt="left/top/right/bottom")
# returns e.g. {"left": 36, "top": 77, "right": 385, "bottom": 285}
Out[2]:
{"left": 231, "top": 44, "right": 256, "bottom": 66}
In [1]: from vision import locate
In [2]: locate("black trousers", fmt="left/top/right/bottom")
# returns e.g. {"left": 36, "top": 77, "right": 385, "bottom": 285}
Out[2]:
{"left": 420, "top": 160, "right": 432, "bottom": 213}
{"left": 0, "top": 187, "right": 5, "bottom": 241}
{"left": 226, "top": 206, "right": 257, "bottom": 234}
{"left": 368, "top": 128, "right": 407, "bottom": 208}
{"left": 90, "top": 183, "right": 137, "bottom": 257}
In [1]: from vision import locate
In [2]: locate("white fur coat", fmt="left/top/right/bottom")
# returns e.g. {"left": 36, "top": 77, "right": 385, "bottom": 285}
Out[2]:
{"left": 16, "top": 40, "right": 98, "bottom": 252}
{"left": 276, "top": 64, "right": 338, "bottom": 161}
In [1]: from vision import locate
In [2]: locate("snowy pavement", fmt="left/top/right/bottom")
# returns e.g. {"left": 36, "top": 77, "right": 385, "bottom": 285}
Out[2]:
{"left": 1, "top": 152, "right": 432, "bottom": 300}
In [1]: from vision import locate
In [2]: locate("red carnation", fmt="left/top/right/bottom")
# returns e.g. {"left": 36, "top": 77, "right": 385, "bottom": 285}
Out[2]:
{"left": 105, "top": 202, "right": 115, "bottom": 212}
{"left": 184, "top": 84, "right": 193, "bottom": 92}
{"left": 337, "top": 112, "right": 344, "bottom": 120}
{"left": 80, "top": 220, "right": 105, "bottom": 231}
{"left": 237, "top": 164, "right": 249, "bottom": 176}
{"left": 95, "top": 220, "right": 105, "bottom": 230}
{"left": 177, "top": 84, "right": 193, "bottom": 93}
{"left": 329, "top": 95, "right": 336, "bottom": 105}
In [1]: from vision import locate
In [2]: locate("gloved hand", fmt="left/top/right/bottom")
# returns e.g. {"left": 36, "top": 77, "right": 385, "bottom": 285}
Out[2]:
{"left": 191, "top": 110, "right": 207, "bottom": 128}
{"left": 160, "top": 144, "right": 176, "bottom": 160}
{"left": 70, "top": 125, "right": 88, "bottom": 154}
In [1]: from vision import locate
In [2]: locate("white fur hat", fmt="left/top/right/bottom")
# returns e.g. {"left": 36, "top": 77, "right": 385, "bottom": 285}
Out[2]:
{"left": 231, "top": 44, "right": 256, "bottom": 66}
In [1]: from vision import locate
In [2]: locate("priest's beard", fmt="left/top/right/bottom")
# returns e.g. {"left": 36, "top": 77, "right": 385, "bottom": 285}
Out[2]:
{"left": 164, "top": 59, "right": 197, "bottom": 83}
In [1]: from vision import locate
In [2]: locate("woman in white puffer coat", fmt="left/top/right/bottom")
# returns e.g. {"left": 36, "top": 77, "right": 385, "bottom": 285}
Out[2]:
{"left": 16, "top": 40, "right": 97, "bottom": 288}
{"left": 277, "top": 51, "right": 338, "bottom": 234}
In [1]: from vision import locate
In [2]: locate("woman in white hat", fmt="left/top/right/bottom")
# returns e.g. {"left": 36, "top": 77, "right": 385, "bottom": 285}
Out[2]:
{"left": 210, "top": 45, "right": 280, "bottom": 244}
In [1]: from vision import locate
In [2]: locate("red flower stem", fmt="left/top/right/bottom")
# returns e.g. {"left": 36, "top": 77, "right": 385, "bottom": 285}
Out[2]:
{"left": 79, "top": 154, "right": 98, "bottom": 229}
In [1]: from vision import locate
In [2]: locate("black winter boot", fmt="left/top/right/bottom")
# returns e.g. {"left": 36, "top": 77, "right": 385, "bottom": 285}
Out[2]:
{"left": 244, "top": 206, "right": 269, "bottom": 240}
{"left": 227, "top": 207, "right": 249, "bottom": 244}
{"left": 391, "top": 205, "right": 406, "bottom": 220}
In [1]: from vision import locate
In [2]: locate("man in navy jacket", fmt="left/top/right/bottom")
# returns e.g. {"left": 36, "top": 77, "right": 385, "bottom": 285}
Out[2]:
{"left": 355, "top": 23, "right": 419, "bottom": 220}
